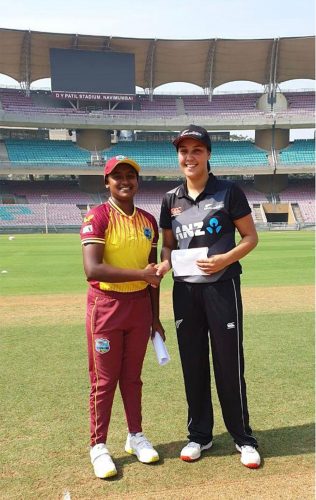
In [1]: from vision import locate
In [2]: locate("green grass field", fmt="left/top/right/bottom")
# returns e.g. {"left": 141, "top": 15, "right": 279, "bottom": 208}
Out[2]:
{"left": 0, "top": 232, "right": 314, "bottom": 499}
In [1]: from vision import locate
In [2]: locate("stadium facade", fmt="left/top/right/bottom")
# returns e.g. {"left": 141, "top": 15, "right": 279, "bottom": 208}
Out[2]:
{"left": 0, "top": 28, "right": 314, "bottom": 232}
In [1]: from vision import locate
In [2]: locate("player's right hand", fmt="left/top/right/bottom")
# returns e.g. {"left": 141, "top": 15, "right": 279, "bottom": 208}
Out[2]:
{"left": 155, "top": 260, "right": 171, "bottom": 277}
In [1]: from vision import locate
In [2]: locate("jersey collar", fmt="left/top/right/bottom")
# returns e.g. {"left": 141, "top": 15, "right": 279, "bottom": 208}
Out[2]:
{"left": 180, "top": 173, "right": 217, "bottom": 198}
{"left": 108, "top": 197, "right": 136, "bottom": 218}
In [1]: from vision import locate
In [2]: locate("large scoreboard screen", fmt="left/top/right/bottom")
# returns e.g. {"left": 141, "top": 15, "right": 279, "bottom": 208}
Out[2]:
{"left": 50, "top": 48, "right": 135, "bottom": 101}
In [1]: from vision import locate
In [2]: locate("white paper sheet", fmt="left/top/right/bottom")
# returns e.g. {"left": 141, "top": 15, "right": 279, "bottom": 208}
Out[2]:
{"left": 152, "top": 332, "right": 170, "bottom": 366}
{"left": 171, "top": 247, "right": 209, "bottom": 277}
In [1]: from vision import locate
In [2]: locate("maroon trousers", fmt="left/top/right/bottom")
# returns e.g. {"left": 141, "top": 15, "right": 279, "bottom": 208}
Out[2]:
{"left": 86, "top": 286, "right": 152, "bottom": 446}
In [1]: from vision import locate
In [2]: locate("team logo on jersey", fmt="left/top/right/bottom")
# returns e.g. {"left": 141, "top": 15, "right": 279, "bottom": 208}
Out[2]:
{"left": 175, "top": 218, "right": 223, "bottom": 241}
{"left": 206, "top": 217, "right": 222, "bottom": 234}
{"left": 204, "top": 202, "right": 224, "bottom": 211}
{"left": 171, "top": 207, "right": 183, "bottom": 217}
{"left": 143, "top": 227, "right": 152, "bottom": 239}
{"left": 175, "top": 319, "right": 183, "bottom": 329}
{"left": 82, "top": 224, "right": 93, "bottom": 234}
{"left": 84, "top": 214, "right": 94, "bottom": 223}
{"left": 95, "top": 338, "right": 110, "bottom": 354}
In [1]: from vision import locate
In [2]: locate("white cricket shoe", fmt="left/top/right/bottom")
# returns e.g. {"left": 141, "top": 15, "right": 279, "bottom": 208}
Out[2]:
{"left": 236, "top": 444, "right": 261, "bottom": 469}
{"left": 180, "top": 440, "right": 213, "bottom": 461}
{"left": 90, "top": 443, "right": 117, "bottom": 478}
{"left": 125, "top": 432, "right": 159, "bottom": 463}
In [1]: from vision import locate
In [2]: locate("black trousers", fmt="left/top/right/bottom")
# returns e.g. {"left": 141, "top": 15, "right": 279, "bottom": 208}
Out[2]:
{"left": 173, "top": 277, "right": 258, "bottom": 448}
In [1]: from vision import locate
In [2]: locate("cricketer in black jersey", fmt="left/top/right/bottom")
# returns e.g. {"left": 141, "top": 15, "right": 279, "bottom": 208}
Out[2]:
{"left": 159, "top": 173, "right": 251, "bottom": 283}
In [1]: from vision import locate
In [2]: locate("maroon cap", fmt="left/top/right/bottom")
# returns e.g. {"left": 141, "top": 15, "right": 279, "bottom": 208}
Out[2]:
{"left": 104, "top": 155, "right": 141, "bottom": 176}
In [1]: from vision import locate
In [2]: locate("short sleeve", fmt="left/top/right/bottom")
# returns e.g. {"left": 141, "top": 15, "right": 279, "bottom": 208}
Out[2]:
{"left": 229, "top": 183, "right": 252, "bottom": 221}
{"left": 148, "top": 212, "right": 159, "bottom": 247}
{"left": 80, "top": 205, "right": 108, "bottom": 245}
{"left": 159, "top": 195, "right": 172, "bottom": 229}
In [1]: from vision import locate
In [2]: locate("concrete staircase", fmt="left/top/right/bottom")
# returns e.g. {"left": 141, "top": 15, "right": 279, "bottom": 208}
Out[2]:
{"left": 0, "top": 140, "right": 9, "bottom": 161}
{"left": 252, "top": 203, "right": 265, "bottom": 223}
{"left": 291, "top": 203, "right": 304, "bottom": 224}
{"left": 176, "top": 97, "right": 186, "bottom": 115}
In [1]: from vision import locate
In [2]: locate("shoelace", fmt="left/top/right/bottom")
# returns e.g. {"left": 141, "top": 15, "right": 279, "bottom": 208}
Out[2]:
{"left": 186, "top": 442, "right": 200, "bottom": 448}
{"left": 241, "top": 445, "right": 256, "bottom": 452}
{"left": 133, "top": 435, "right": 153, "bottom": 449}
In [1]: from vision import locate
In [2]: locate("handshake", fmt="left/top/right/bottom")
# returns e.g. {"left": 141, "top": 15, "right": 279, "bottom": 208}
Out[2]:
{"left": 143, "top": 261, "right": 171, "bottom": 288}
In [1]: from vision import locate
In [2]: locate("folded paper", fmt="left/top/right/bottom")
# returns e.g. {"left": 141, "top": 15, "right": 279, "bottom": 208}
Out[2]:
{"left": 171, "top": 247, "right": 209, "bottom": 276}
{"left": 152, "top": 333, "right": 170, "bottom": 366}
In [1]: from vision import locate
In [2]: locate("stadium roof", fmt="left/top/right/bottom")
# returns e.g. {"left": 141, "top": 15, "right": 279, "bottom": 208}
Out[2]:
{"left": 0, "top": 28, "right": 314, "bottom": 91}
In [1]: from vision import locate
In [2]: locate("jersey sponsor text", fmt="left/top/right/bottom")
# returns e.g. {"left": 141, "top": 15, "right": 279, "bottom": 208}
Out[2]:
{"left": 175, "top": 222, "right": 205, "bottom": 240}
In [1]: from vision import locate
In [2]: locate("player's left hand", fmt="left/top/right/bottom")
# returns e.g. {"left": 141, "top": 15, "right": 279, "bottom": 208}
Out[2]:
{"left": 196, "top": 254, "right": 228, "bottom": 274}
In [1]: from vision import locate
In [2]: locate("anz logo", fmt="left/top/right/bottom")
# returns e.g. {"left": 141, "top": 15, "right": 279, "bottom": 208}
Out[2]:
{"left": 207, "top": 217, "right": 222, "bottom": 234}
{"left": 175, "top": 222, "right": 205, "bottom": 240}
{"left": 176, "top": 218, "right": 222, "bottom": 240}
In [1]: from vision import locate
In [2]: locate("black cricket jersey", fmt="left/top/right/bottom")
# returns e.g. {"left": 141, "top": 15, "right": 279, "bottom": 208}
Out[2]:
{"left": 159, "top": 173, "right": 251, "bottom": 283}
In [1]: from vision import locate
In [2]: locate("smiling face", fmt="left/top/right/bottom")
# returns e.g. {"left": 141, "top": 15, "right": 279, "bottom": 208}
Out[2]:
{"left": 105, "top": 163, "right": 138, "bottom": 204}
{"left": 177, "top": 138, "right": 211, "bottom": 181}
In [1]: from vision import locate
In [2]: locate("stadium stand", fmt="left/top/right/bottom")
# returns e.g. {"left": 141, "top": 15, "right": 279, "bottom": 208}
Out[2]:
{"left": 3, "top": 137, "right": 314, "bottom": 173}
{"left": 283, "top": 91, "right": 315, "bottom": 114}
{"left": 0, "top": 88, "right": 87, "bottom": 115}
{"left": 2, "top": 138, "right": 272, "bottom": 170}
{"left": 4, "top": 139, "right": 91, "bottom": 164}
{"left": 0, "top": 178, "right": 286, "bottom": 230}
{"left": 278, "top": 179, "right": 315, "bottom": 224}
{"left": 139, "top": 95, "right": 179, "bottom": 117}
{"left": 0, "top": 203, "right": 82, "bottom": 227}
{"left": 182, "top": 93, "right": 262, "bottom": 116}
{"left": 3, "top": 137, "right": 313, "bottom": 171}
{"left": 278, "top": 139, "right": 315, "bottom": 166}
{"left": 0, "top": 179, "right": 101, "bottom": 205}
{"left": 0, "top": 32, "right": 314, "bottom": 231}
{"left": 6, "top": 176, "right": 313, "bottom": 229}
{"left": 1, "top": 88, "right": 314, "bottom": 121}
{"left": 210, "top": 141, "right": 269, "bottom": 168}
{"left": 0, "top": 175, "right": 314, "bottom": 230}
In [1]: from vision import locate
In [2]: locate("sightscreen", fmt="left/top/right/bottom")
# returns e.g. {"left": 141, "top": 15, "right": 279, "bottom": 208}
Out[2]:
{"left": 50, "top": 48, "right": 135, "bottom": 100}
